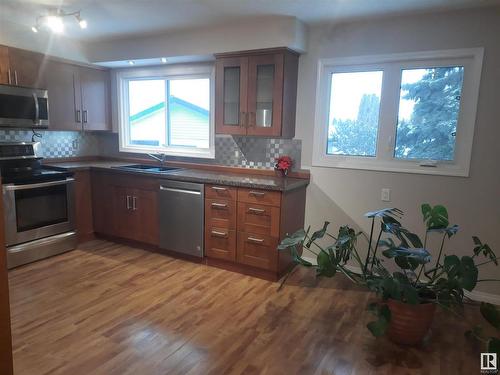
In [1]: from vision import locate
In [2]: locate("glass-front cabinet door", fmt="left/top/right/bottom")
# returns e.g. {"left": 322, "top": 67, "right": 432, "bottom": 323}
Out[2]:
{"left": 215, "top": 57, "right": 248, "bottom": 135}
{"left": 246, "top": 53, "right": 283, "bottom": 137}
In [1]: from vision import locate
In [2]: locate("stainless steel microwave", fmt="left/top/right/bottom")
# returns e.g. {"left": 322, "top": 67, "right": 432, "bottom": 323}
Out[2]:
{"left": 0, "top": 84, "right": 49, "bottom": 128}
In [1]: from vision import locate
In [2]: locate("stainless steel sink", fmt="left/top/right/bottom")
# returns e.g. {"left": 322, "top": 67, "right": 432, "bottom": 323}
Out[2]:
{"left": 112, "top": 164, "right": 181, "bottom": 174}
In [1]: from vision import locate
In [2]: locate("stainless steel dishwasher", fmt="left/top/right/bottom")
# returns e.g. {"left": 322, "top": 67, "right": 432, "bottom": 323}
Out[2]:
{"left": 159, "top": 180, "right": 204, "bottom": 258}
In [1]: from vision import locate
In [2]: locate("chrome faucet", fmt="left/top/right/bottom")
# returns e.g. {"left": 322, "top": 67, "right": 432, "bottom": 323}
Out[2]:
{"left": 147, "top": 153, "right": 167, "bottom": 166}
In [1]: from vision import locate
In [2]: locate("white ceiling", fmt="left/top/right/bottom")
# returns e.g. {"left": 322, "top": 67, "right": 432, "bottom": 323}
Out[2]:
{"left": 1, "top": 0, "right": 499, "bottom": 42}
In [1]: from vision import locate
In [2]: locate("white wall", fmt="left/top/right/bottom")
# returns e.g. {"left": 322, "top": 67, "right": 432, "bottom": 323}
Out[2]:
{"left": 85, "top": 16, "right": 307, "bottom": 63}
{"left": 0, "top": 19, "right": 88, "bottom": 62}
{"left": 295, "top": 7, "right": 500, "bottom": 295}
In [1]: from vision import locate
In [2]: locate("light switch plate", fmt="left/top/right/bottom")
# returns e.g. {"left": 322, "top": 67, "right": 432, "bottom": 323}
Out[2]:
{"left": 381, "top": 188, "right": 391, "bottom": 202}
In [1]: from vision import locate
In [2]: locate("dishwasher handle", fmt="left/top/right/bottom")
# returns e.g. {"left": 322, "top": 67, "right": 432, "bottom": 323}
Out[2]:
{"left": 160, "top": 186, "right": 202, "bottom": 195}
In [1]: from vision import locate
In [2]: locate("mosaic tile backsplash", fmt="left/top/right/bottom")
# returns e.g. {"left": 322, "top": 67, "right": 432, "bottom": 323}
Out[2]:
{"left": 98, "top": 133, "right": 302, "bottom": 170}
{"left": 0, "top": 130, "right": 302, "bottom": 170}
{"left": 0, "top": 130, "right": 99, "bottom": 158}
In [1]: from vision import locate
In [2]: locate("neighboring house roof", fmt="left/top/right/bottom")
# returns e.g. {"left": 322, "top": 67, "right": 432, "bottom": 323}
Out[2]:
{"left": 130, "top": 96, "right": 209, "bottom": 123}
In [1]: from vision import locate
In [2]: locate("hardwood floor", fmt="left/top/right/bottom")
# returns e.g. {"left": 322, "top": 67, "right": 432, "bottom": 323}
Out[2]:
{"left": 9, "top": 240, "right": 484, "bottom": 375}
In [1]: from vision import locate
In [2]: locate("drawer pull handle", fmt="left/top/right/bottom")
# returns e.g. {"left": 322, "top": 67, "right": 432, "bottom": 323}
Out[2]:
{"left": 249, "top": 191, "right": 265, "bottom": 197}
{"left": 211, "top": 230, "right": 228, "bottom": 238}
{"left": 211, "top": 202, "right": 228, "bottom": 209}
{"left": 247, "top": 236, "right": 264, "bottom": 244}
{"left": 211, "top": 186, "right": 227, "bottom": 191}
{"left": 248, "top": 207, "right": 265, "bottom": 214}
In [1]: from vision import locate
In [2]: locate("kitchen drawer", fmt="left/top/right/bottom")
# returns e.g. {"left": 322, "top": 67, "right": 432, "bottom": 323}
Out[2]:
{"left": 237, "top": 202, "right": 280, "bottom": 237}
{"left": 205, "top": 184, "right": 237, "bottom": 201}
{"left": 237, "top": 232, "right": 278, "bottom": 271}
{"left": 205, "top": 198, "right": 236, "bottom": 229}
{"left": 205, "top": 228, "right": 236, "bottom": 262}
{"left": 237, "top": 188, "right": 281, "bottom": 207}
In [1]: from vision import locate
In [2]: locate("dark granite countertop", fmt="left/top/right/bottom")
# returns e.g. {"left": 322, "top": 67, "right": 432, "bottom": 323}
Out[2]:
{"left": 47, "top": 160, "right": 309, "bottom": 192}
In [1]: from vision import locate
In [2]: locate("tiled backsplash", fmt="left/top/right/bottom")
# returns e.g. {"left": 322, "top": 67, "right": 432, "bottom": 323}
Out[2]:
{"left": 0, "top": 130, "right": 302, "bottom": 170}
{"left": 98, "top": 133, "right": 302, "bottom": 170}
{"left": 0, "top": 130, "right": 99, "bottom": 158}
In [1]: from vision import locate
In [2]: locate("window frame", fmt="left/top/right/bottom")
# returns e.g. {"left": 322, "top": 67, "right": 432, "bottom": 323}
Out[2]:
{"left": 312, "top": 48, "right": 484, "bottom": 176}
{"left": 116, "top": 63, "right": 215, "bottom": 159}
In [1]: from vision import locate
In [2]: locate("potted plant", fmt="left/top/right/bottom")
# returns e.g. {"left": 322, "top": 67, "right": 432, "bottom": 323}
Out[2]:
{"left": 278, "top": 204, "right": 498, "bottom": 345}
{"left": 274, "top": 155, "right": 292, "bottom": 177}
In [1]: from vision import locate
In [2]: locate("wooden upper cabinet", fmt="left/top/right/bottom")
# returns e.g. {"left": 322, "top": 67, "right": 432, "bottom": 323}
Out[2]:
{"left": 80, "top": 67, "right": 111, "bottom": 131}
{"left": 7, "top": 47, "right": 46, "bottom": 88}
{"left": 215, "top": 56, "right": 248, "bottom": 135}
{"left": 215, "top": 48, "right": 299, "bottom": 138}
{"left": 45, "top": 60, "right": 82, "bottom": 130}
{"left": 44, "top": 58, "right": 110, "bottom": 131}
{"left": 0, "top": 46, "right": 10, "bottom": 85}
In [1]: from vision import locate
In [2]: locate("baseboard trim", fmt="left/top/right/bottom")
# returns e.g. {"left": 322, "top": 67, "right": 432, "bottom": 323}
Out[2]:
{"left": 301, "top": 257, "right": 500, "bottom": 305}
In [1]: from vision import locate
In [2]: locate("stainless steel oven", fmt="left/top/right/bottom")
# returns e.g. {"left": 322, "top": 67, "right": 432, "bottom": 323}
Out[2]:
{"left": 3, "top": 177, "right": 75, "bottom": 246}
{"left": 0, "top": 84, "right": 49, "bottom": 128}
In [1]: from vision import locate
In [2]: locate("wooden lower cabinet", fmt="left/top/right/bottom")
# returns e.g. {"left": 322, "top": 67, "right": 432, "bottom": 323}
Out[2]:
{"left": 91, "top": 171, "right": 159, "bottom": 246}
{"left": 74, "top": 171, "right": 94, "bottom": 243}
{"left": 237, "top": 232, "right": 278, "bottom": 271}
{"left": 205, "top": 228, "right": 237, "bottom": 262}
{"left": 205, "top": 184, "right": 306, "bottom": 280}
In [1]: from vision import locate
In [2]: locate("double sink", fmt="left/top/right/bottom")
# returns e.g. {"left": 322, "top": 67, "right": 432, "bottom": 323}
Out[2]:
{"left": 112, "top": 164, "right": 181, "bottom": 174}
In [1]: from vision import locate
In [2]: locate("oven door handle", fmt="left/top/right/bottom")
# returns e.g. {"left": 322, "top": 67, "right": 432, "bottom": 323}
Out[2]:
{"left": 3, "top": 177, "right": 75, "bottom": 191}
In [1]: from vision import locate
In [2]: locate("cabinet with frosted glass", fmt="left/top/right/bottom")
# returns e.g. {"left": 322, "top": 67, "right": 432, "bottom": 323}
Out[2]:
{"left": 215, "top": 48, "right": 299, "bottom": 138}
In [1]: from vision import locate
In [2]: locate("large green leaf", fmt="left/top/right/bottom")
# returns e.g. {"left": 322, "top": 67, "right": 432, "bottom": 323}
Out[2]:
{"left": 421, "top": 203, "right": 449, "bottom": 230}
{"left": 443, "top": 255, "right": 478, "bottom": 292}
{"left": 289, "top": 245, "right": 313, "bottom": 267}
{"left": 480, "top": 303, "right": 500, "bottom": 330}
{"left": 364, "top": 207, "right": 403, "bottom": 219}
{"left": 366, "top": 304, "right": 391, "bottom": 337}
{"left": 382, "top": 247, "right": 431, "bottom": 264}
{"left": 427, "top": 224, "right": 459, "bottom": 238}
{"left": 317, "top": 250, "right": 336, "bottom": 277}
{"left": 394, "top": 255, "right": 420, "bottom": 271}
{"left": 459, "top": 256, "right": 478, "bottom": 291}
{"left": 278, "top": 229, "right": 306, "bottom": 250}
{"left": 402, "top": 284, "right": 420, "bottom": 305}
{"left": 306, "top": 222, "right": 330, "bottom": 248}
{"left": 473, "top": 236, "right": 498, "bottom": 265}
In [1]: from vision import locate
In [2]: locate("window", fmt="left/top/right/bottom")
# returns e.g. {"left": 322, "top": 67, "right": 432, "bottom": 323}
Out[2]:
{"left": 313, "top": 49, "right": 483, "bottom": 176}
{"left": 327, "top": 71, "right": 383, "bottom": 157}
{"left": 117, "top": 64, "right": 214, "bottom": 158}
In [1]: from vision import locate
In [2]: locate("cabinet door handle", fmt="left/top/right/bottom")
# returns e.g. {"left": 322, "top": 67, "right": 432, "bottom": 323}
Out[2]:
{"left": 82, "top": 110, "right": 88, "bottom": 123}
{"left": 14, "top": 70, "right": 18, "bottom": 85}
{"left": 211, "top": 186, "right": 227, "bottom": 191}
{"left": 211, "top": 202, "right": 228, "bottom": 209}
{"left": 249, "top": 191, "right": 265, "bottom": 197}
{"left": 7, "top": 69, "right": 11, "bottom": 85}
{"left": 132, "top": 196, "right": 137, "bottom": 211}
{"left": 211, "top": 230, "right": 228, "bottom": 238}
{"left": 126, "top": 195, "right": 132, "bottom": 210}
{"left": 248, "top": 112, "right": 255, "bottom": 127}
{"left": 248, "top": 207, "right": 265, "bottom": 214}
{"left": 247, "top": 236, "right": 264, "bottom": 244}
{"left": 75, "top": 110, "right": 81, "bottom": 123}
{"left": 239, "top": 111, "right": 246, "bottom": 127}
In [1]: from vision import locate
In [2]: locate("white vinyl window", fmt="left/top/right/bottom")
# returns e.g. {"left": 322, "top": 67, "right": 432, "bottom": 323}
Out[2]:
{"left": 117, "top": 63, "right": 215, "bottom": 158}
{"left": 313, "top": 49, "right": 484, "bottom": 176}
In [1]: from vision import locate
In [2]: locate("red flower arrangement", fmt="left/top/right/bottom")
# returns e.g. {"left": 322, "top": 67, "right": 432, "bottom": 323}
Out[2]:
{"left": 275, "top": 155, "right": 293, "bottom": 176}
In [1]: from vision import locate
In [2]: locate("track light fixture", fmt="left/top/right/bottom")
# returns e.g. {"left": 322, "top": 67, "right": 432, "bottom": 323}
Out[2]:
{"left": 31, "top": 10, "right": 88, "bottom": 33}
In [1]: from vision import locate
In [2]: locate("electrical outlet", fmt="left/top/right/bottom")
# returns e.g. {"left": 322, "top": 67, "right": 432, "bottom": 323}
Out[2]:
{"left": 381, "top": 188, "right": 391, "bottom": 202}
{"left": 72, "top": 139, "right": 79, "bottom": 150}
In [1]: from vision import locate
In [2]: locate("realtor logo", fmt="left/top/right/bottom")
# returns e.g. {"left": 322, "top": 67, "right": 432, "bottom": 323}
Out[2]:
{"left": 481, "top": 353, "right": 498, "bottom": 374}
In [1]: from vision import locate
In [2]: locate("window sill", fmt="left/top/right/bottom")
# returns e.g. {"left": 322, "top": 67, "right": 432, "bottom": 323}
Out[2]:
{"left": 119, "top": 145, "right": 215, "bottom": 160}
{"left": 311, "top": 158, "right": 469, "bottom": 177}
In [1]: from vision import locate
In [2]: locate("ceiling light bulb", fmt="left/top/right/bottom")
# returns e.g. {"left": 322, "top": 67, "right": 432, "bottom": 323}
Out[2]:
{"left": 79, "top": 19, "right": 87, "bottom": 29}
{"left": 31, "top": 25, "right": 38, "bottom": 33}
{"left": 161, "top": 57, "right": 167, "bottom": 63}
{"left": 128, "top": 61, "right": 135, "bottom": 66}
{"left": 46, "top": 15, "right": 64, "bottom": 33}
